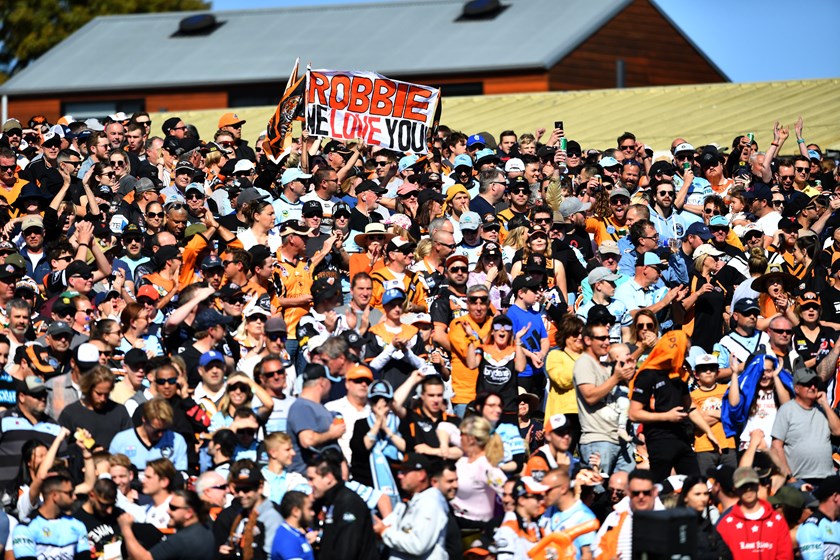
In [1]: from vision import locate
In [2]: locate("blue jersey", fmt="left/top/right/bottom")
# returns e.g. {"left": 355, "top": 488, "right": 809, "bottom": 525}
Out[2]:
{"left": 495, "top": 423, "right": 526, "bottom": 464}
{"left": 540, "top": 500, "right": 596, "bottom": 560}
{"left": 271, "top": 521, "right": 314, "bottom": 560}
{"left": 108, "top": 428, "right": 188, "bottom": 471}
{"left": 12, "top": 513, "right": 90, "bottom": 560}
{"left": 798, "top": 510, "right": 840, "bottom": 560}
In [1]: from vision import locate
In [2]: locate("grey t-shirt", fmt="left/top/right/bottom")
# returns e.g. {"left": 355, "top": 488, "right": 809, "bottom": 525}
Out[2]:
{"left": 573, "top": 352, "right": 622, "bottom": 445}
{"left": 286, "top": 397, "right": 338, "bottom": 474}
{"left": 771, "top": 400, "right": 834, "bottom": 480}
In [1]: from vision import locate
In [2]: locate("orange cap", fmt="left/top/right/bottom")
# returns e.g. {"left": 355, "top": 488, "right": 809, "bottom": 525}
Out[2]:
{"left": 218, "top": 112, "right": 246, "bottom": 129}
{"left": 346, "top": 364, "right": 373, "bottom": 381}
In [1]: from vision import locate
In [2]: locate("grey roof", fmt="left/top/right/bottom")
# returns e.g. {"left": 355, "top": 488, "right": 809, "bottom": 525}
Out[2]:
{"left": 0, "top": 0, "right": 633, "bottom": 96}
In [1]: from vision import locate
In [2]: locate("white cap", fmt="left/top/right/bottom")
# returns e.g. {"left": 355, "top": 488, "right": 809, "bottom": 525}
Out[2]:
{"left": 234, "top": 160, "right": 255, "bottom": 173}
{"left": 504, "top": 158, "right": 525, "bottom": 173}
{"left": 673, "top": 142, "right": 695, "bottom": 154}
{"left": 695, "top": 354, "right": 718, "bottom": 367}
{"left": 548, "top": 414, "right": 567, "bottom": 431}
{"left": 693, "top": 244, "right": 725, "bottom": 260}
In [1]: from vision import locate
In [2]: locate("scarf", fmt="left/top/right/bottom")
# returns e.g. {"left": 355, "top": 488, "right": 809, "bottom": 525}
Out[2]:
{"left": 367, "top": 412, "right": 403, "bottom": 507}
{"left": 630, "top": 330, "right": 690, "bottom": 392}
{"left": 228, "top": 506, "right": 259, "bottom": 560}
{"left": 721, "top": 354, "right": 793, "bottom": 438}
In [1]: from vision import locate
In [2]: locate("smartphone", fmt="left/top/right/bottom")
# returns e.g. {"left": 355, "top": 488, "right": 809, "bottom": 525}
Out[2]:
{"left": 554, "top": 121, "right": 564, "bottom": 132}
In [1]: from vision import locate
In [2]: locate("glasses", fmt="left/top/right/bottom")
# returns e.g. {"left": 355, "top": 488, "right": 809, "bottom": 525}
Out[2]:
{"left": 704, "top": 208, "right": 721, "bottom": 215}
{"left": 262, "top": 369, "right": 286, "bottom": 378}
{"left": 55, "top": 255, "right": 72, "bottom": 263}
{"left": 770, "top": 328, "right": 793, "bottom": 336}
{"left": 186, "top": 193, "right": 205, "bottom": 200}
{"left": 637, "top": 322, "right": 655, "bottom": 330}
{"left": 658, "top": 191, "right": 674, "bottom": 197}
{"left": 349, "top": 378, "right": 371, "bottom": 385}
{"left": 228, "top": 123, "right": 243, "bottom": 129}
{"left": 468, "top": 296, "right": 489, "bottom": 304}
{"left": 710, "top": 227, "right": 728, "bottom": 234}
{"left": 65, "top": 161, "right": 82, "bottom": 168}
{"left": 168, "top": 503, "right": 190, "bottom": 511}
{"left": 510, "top": 188, "right": 529, "bottom": 195}
{"left": 449, "top": 266, "right": 468, "bottom": 274}
{"left": 772, "top": 200, "right": 785, "bottom": 207}
{"left": 534, "top": 217, "right": 551, "bottom": 224}
{"left": 24, "top": 228, "right": 44, "bottom": 236}
{"left": 492, "top": 324, "right": 513, "bottom": 332}
{"left": 795, "top": 167, "right": 810, "bottom": 172}
{"left": 611, "top": 198, "right": 629, "bottom": 206}
{"left": 155, "top": 377, "right": 179, "bottom": 385}
{"left": 248, "top": 315, "right": 266, "bottom": 323}
{"left": 589, "top": 335, "right": 610, "bottom": 341}
{"left": 641, "top": 234, "right": 660, "bottom": 241}
{"left": 77, "top": 308, "right": 94, "bottom": 315}
{"left": 435, "top": 241, "right": 456, "bottom": 249}
{"left": 374, "top": 161, "right": 389, "bottom": 167}
{"left": 209, "top": 484, "right": 228, "bottom": 491}
{"left": 267, "top": 332, "right": 287, "bottom": 342}
{"left": 109, "top": 160, "right": 126, "bottom": 167}
{"left": 620, "top": 144, "right": 636, "bottom": 151}
{"left": 675, "top": 154, "right": 694, "bottom": 161}
{"left": 0, "top": 164, "right": 15, "bottom": 172}
{"left": 135, "top": 120, "right": 151, "bottom": 126}
{"left": 229, "top": 383, "right": 251, "bottom": 393}
{"left": 779, "top": 175, "right": 794, "bottom": 181}
{"left": 171, "top": 126, "right": 187, "bottom": 131}
{"left": 146, "top": 212, "right": 164, "bottom": 219}
{"left": 101, "top": 172, "right": 116, "bottom": 178}
{"left": 801, "top": 305, "right": 821, "bottom": 313}
{"left": 630, "top": 489, "right": 654, "bottom": 497}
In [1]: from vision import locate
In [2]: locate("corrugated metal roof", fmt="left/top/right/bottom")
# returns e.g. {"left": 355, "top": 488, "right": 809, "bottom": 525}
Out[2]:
{"left": 152, "top": 78, "right": 840, "bottom": 152}
{"left": 0, "top": 0, "right": 630, "bottom": 96}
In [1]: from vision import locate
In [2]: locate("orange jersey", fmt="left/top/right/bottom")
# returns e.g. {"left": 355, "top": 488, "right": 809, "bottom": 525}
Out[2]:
{"left": 585, "top": 216, "right": 627, "bottom": 246}
{"left": 275, "top": 255, "right": 313, "bottom": 339}
{"left": 448, "top": 314, "right": 493, "bottom": 405}
{"left": 370, "top": 265, "right": 428, "bottom": 312}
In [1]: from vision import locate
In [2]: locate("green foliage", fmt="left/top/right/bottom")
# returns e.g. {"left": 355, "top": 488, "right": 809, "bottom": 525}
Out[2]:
{"left": 0, "top": 0, "right": 209, "bottom": 76}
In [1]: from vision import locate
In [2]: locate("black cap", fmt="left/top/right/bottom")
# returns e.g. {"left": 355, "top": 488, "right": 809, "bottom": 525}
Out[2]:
{"left": 64, "top": 260, "right": 93, "bottom": 279}
{"left": 508, "top": 176, "right": 529, "bottom": 191}
{"left": 161, "top": 117, "right": 182, "bottom": 135}
{"left": 194, "top": 308, "right": 233, "bottom": 331}
{"left": 124, "top": 348, "right": 147, "bottom": 368}
{"left": 312, "top": 276, "right": 341, "bottom": 302}
{"left": 395, "top": 452, "right": 431, "bottom": 472}
{"left": 162, "top": 135, "right": 182, "bottom": 155}
{"left": 302, "top": 200, "right": 323, "bottom": 217}
{"left": 587, "top": 304, "right": 615, "bottom": 326}
{"left": 417, "top": 189, "right": 445, "bottom": 207}
{"left": 356, "top": 180, "right": 386, "bottom": 195}
{"left": 649, "top": 160, "right": 676, "bottom": 177}
{"left": 153, "top": 246, "right": 180, "bottom": 268}
{"left": 302, "top": 363, "right": 329, "bottom": 382}
{"left": 333, "top": 202, "right": 351, "bottom": 218}
{"left": 511, "top": 274, "right": 540, "bottom": 294}
{"left": 340, "top": 329, "right": 364, "bottom": 350}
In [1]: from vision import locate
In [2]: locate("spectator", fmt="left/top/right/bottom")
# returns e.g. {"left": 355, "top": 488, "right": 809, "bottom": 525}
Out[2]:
{"left": 795, "top": 475, "right": 840, "bottom": 559}
{"left": 286, "top": 364, "right": 345, "bottom": 474}
{"left": 325, "top": 364, "right": 372, "bottom": 464}
{"left": 110, "top": 398, "right": 188, "bottom": 472}
{"left": 593, "top": 469, "right": 664, "bottom": 559}
{"left": 450, "top": 416, "right": 506, "bottom": 529}
{"left": 58, "top": 365, "right": 132, "bottom": 450}
{"left": 272, "top": 491, "right": 316, "bottom": 560}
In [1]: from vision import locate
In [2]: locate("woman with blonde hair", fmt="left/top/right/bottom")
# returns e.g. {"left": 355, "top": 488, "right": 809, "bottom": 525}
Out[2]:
{"left": 501, "top": 226, "right": 528, "bottom": 266}
{"left": 627, "top": 309, "right": 660, "bottom": 362}
{"left": 450, "top": 415, "right": 506, "bottom": 529}
{"left": 203, "top": 144, "right": 231, "bottom": 187}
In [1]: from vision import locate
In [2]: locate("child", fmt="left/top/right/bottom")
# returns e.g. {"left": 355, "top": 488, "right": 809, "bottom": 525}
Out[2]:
{"left": 690, "top": 354, "right": 737, "bottom": 474}
{"left": 261, "top": 432, "right": 310, "bottom": 505}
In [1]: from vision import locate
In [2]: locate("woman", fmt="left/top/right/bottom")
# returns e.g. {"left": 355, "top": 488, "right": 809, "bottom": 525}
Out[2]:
{"left": 790, "top": 234, "right": 828, "bottom": 295}
{"left": 472, "top": 391, "right": 527, "bottom": 475}
{"left": 516, "top": 388, "right": 544, "bottom": 454}
{"left": 467, "top": 316, "right": 527, "bottom": 419}
{"left": 88, "top": 162, "right": 116, "bottom": 197}
{"left": 722, "top": 354, "right": 793, "bottom": 452}
{"left": 450, "top": 415, "right": 506, "bottom": 529}
{"left": 675, "top": 476, "right": 732, "bottom": 559}
{"left": 395, "top": 182, "right": 420, "bottom": 224}
{"left": 109, "top": 150, "right": 132, "bottom": 184}
{"left": 338, "top": 175, "right": 362, "bottom": 206}
{"left": 203, "top": 143, "right": 230, "bottom": 188}
{"left": 469, "top": 242, "right": 511, "bottom": 312}
{"left": 237, "top": 200, "right": 280, "bottom": 252}
{"left": 751, "top": 265, "right": 798, "bottom": 324}
{"left": 118, "top": 302, "right": 163, "bottom": 357}
{"left": 509, "top": 227, "right": 567, "bottom": 301}
{"left": 403, "top": 312, "right": 449, "bottom": 380}
{"left": 144, "top": 201, "right": 165, "bottom": 237}
{"left": 545, "top": 314, "right": 584, "bottom": 452}
{"left": 681, "top": 245, "right": 729, "bottom": 354}
{"left": 627, "top": 309, "right": 659, "bottom": 362}
{"left": 235, "top": 305, "right": 269, "bottom": 360}
{"left": 501, "top": 226, "right": 528, "bottom": 267}
{"left": 412, "top": 193, "right": 444, "bottom": 240}
{"left": 350, "top": 223, "right": 394, "bottom": 279}
{"left": 208, "top": 373, "right": 274, "bottom": 432}
{"left": 349, "top": 379, "right": 405, "bottom": 507}
{"left": 443, "top": 184, "right": 470, "bottom": 242}
{"left": 57, "top": 366, "right": 132, "bottom": 450}
{"left": 364, "top": 287, "right": 426, "bottom": 390}
{"left": 792, "top": 292, "right": 836, "bottom": 370}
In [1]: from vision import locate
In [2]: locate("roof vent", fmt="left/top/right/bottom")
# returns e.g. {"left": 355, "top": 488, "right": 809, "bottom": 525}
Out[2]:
{"left": 172, "top": 14, "right": 225, "bottom": 37}
{"left": 457, "top": 0, "right": 508, "bottom": 21}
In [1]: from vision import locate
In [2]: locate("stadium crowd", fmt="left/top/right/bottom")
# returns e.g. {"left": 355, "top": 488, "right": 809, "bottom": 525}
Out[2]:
{"left": 0, "top": 109, "right": 836, "bottom": 559}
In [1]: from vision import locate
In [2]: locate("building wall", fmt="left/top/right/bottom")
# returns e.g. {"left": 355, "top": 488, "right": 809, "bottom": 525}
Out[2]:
{"left": 547, "top": 0, "right": 725, "bottom": 90}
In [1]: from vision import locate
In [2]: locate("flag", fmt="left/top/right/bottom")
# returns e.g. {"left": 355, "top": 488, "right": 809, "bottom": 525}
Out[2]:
{"left": 263, "top": 58, "right": 306, "bottom": 160}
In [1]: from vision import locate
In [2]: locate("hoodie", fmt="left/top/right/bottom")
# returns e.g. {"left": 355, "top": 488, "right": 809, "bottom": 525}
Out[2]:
{"left": 716, "top": 499, "right": 793, "bottom": 560}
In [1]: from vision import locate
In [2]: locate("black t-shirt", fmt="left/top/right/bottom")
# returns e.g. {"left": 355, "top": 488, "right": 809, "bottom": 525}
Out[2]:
{"left": 150, "top": 522, "right": 215, "bottom": 560}
{"left": 821, "top": 286, "right": 840, "bottom": 325}
{"left": 58, "top": 400, "right": 133, "bottom": 450}
{"left": 349, "top": 208, "right": 379, "bottom": 232}
{"left": 430, "top": 287, "right": 468, "bottom": 326}
{"left": 793, "top": 325, "right": 837, "bottom": 368}
{"left": 399, "top": 406, "right": 460, "bottom": 458}
{"left": 631, "top": 368, "right": 692, "bottom": 441}
{"left": 476, "top": 346, "right": 519, "bottom": 414}
{"left": 73, "top": 506, "right": 125, "bottom": 557}
{"left": 218, "top": 213, "right": 248, "bottom": 237}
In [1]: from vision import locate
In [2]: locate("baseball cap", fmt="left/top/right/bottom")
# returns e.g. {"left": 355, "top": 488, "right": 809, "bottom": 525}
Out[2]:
{"left": 587, "top": 304, "right": 614, "bottom": 326}
{"left": 231, "top": 466, "right": 262, "bottom": 489}
{"left": 505, "top": 158, "right": 524, "bottom": 173}
{"left": 511, "top": 274, "right": 540, "bottom": 294}
{"left": 199, "top": 350, "right": 226, "bottom": 368}
{"left": 356, "top": 180, "right": 386, "bottom": 195}
{"left": 598, "top": 240, "right": 621, "bottom": 256}
{"left": 733, "top": 298, "right": 760, "bottom": 314}
{"left": 368, "top": 379, "right": 394, "bottom": 401}
{"left": 684, "top": 222, "right": 712, "bottom": 241}
{"left": 340, "top": 329, "right": 365, "bottom": 350}
{"left": 709, "top": 215, "right": 729, "bottom": 228}
{"left": 732, "top": 466, "right": 760, "bottom": 489}
{"left": 693, "top": 244, "right": 725, "bottom": 261}
{"left": 599, "top": 156, "right": 620, "bottom": 169}
{"left": 636, "top": 252, "right": 664, "bottom": 268}
{"left": 47, "top": 320, "right": 74, "bottom": 337}
{"left": 124, "top": 348, "right": 147, "bottom": 369}
{"left": 398, "top": 155, "right": 419, "bottom": 173}
{"left": 547, "top": 414, "right": 569, "bottom": 432}
{"left": 74, "top": 343, "right": 100, "bottom": 373}
{"left": 280, "top": 168, "right": 312, "bottom": 186}
{"left": 236, "top": 188, "right": 267, "bottom": 205}
{"left": 346, "top": 364, "right": 373, "bottom": 381}
{"left": 265, "top": 316, "right": 287, "bottom": 334}
{"left": 649, "top": 161, "right": 676, "bottom": 177}
{"left": 302, "top": 200, "right": 323, "bottom": 217}
{"left": 312, "top": 276, "right": 341, "bottom": 302}
{"left": 382, "top": 287, "right": 407, "bottom": 306}
{"left": 134, "top": 177, "right": 157, "bottom": 194}
{"left": 18, "top": 375, "right": 50, "bottom": 396}
{"left": 466, "top": 134, "right": 485, "bottom": 148}
{"left": 587, "top": 267, "right": 620, "bottom": 286}
{"left": 2, "top": 119, "right": 22, "bottom": 133}
{"left": 559, "top": 197, "right": 591, "bottom": 218}
{"left": 24, "top": 346, "right": 55, "bottom": 375}
{"left": 673, "top": 142, "right": 695, "bottom": 154}
{"left": 793, "top": 367, "right": 820, "bottom": 386}
{"left": 333, "top": 202, "right": 351, "bottom": 218}
{"left": 459, "top": 212, "right": 481, "bottom": 231}
{"left": 201, "top": 255, "right": 223, "bottom": 271}
{"left": 386, "top": 238, "right": 415, "bottom": 254}
{"left": 453, "top": 154, "right": 473, "bottom": 169}
{"left": 218, "top": 112, "right": 246, "bottom": 129}
{"left": 193, "top": 308, "right": 233, "bottom": 331}
{"left": 21, "top": 216, "right": 44, "bottom": 231}
{"left": 278, "top": 220, "right": 314, "bottom": 238}
{"left": 161, "top": 117, "right": 182, "bottom": 135}
{"left": 174, "top": 161, "right": 195, "bottom": 175}
{"left": 797, "top": 292, "right": 821, "bottom": 307}
{"left": 474, "top": 148, "right": 499, "bottom": 167}
{"left": 512, "top": 476, "right": 550, "bottom": 499}
{"left": 136, "top": 285, "right": 160, "bottom": 301}
{"left": 694, "top": 354, "right": 718, "bottom": 368}
{"left": 445, "top": 254, "right": 469, "bottom": 268}
{"left": 769, "top": 485, "right": 810, "bottom": 509}
{"left": 745, "top": 183, "right": 772, "bottom": 202}
{"left": 610, "top": 187, "right": 631, "bottom": 200}
{"left": 302, "top": 363, "right": 329, "bottom": 382}
{"left": 395, "top": 452, "right": 431, "bottom": 472}
{"left": 707, "top": 464, "right": 736, "bottom": 494}
{"left": 233, "top": 160, "right": 255, "bottom": 174}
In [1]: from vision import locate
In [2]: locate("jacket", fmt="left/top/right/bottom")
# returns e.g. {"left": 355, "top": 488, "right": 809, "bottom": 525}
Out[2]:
{"left": 721, "top": 354, "right": 793, "bottom": 438}
{"left": 380, "top": 486, "right": 449, "bottom": 560}
{"left": 716, "top": 500, "right": 793, "bottom": 560}
{"left": 318, "top": 482, "right": 377, "bottom": 560}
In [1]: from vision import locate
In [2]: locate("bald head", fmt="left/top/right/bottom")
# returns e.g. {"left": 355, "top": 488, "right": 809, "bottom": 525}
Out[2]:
{"left": 196, "top": 471, "right": 226, "bottom": 495}
{"left": 608, "top": 471, "right": 629, "bottom": 504}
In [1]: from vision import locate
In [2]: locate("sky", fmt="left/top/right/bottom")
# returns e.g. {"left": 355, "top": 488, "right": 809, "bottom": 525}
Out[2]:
{"left": 209, "top": 0, "right": 840, "bottom": 83}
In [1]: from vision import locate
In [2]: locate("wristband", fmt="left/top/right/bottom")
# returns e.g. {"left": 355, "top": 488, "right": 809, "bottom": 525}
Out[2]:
{"left": 78, "top": 243, "right": 90, "bottom": 248}
{"left": 771, "top": 142, "right": 779, "bottom": 147}
{"left": 797, "top": 139, "right": 805, "bottom": 144}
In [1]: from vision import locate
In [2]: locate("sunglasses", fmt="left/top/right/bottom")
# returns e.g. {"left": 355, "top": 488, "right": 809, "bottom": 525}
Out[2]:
{"left": 349, "top": 378, "right": 371, "bottom": 384}
{"left": 155, "top": 377, "right": 178, "bottom": 385}
{"left": 510, "top": 188, "right": 529, "bottom": 195}
{"left": 772, "top": 200, "right": 785, "bottom": 207}
{"left": 229, "top": 382, "right": 251, "bottom": 393}
{"left": 0, "top": 164, "right": 15, "bottom": 172}
{"left": 449, "top": 266, "right": 468, "bottom": 273}
{"left": 146, "top": 212, "right": 164, "bottom": 219}
{"left": 801, "top": 305, "right": 820, "bottom": 312}
{"left": 169, "top": 503, "right": 190, "bottom": 511}
{"left": 262, "top": 369, "right": 286, "bottom": 378}
{"left": 267, "top": 332, "right": 287, "bottom": 342}
{"left": 704, "top": 208, "right": 721, "bottom": 215}
{"left": 186, "top": 193, "right": 205, "bottom": 200}
{"left": 533, "top": 217, "right": 551, "bottom": 224}
{"left": 589, "top": 335, "right": 610, "bottom": 341}
{"left": 770, "top": 328, "right": 793, "bottom": 336}
{"left": 435, "top": 241, "right": 456, "bottom": 249}
{"left": 468, "top": 296, "right": 489, "bottom": 304}
{"left": 658, "top": 191, "right": 674, "bottom": 197}
{"left": 109, "top": 160, "right": 126, "bottom": 167}
{"left": 374, "top": 161, "right": 389, "bottom": 167}
{"left": 492, "top": 324, "right": 513, "bottom": 332}
{"left": 794, "top": 167, "right": 810, "bottom": 172}
{"left": 636, "top": 322, "right": 655, "bottom": 330}
{"left": 630, "top": 489, "right": 654, "bottom": 497}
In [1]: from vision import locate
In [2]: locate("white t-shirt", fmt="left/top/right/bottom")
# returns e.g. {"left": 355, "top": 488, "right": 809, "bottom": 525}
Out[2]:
{"left": 755, "top": 211, "right": 782, "bottom": 237}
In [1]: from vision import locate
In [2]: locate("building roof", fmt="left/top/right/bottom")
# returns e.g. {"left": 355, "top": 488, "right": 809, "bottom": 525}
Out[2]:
{"left": 0, "top": 0, "right": 636, "bottom": 95}
{"left": 156, "top": 78, "right": 840, "bottom": 151}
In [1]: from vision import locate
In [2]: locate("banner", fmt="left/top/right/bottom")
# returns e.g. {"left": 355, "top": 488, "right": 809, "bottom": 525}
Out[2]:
{"left": 305, "top": 69, "right": 440, "bottom": 154}
{"left": 263, "top": 58, "right": 306, "bottom": 160}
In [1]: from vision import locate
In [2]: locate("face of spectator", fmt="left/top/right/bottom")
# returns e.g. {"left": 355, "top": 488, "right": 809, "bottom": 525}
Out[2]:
{"left": 621, "top": 164, "right": 640, "bottom": 188}
{"left": 682, "top": 482, "right": 710, "bottom": 513}
{"left": 584, "top": 325, "right": 610, "bottom": 357}
{"left": 655, "top": 184, "right": 675, "bottom": 209}
{"left": 110, "top": 465, "right": 132, "bottom": 495}
{"left": 260, "top": 360, "right": 286, "bottom": 393}
{"left": 142, "top": 466, "right": 165, "bottom": 495}
{"left": 153, "top": 370, "right": 179, "bottom": 400}
{"left": 498, "top": 135, "right": 516, "bottom": 154}
{"left": 169, "top": 121, "right": 187, "bottom": 139}
{"left": 166, "top": 208, "right": 188, "bottom": 237}
{"left": 480, "top": 395, "right": 503, "bottom": 424}
{"left": 305, "top": 466, "right": 335, "bottom": 500}
{"left": 794, "top": 161, "right": 811, "bottom": 183}
{"left": 106, "top": 123, "right": 124, "bottom": 148}
{"left": 467, "top": 290, "right": 489, "bottom": 323}
{"left": 420, "top": 381, "right": 444, "bottom": 415}
{"left": 432, "top": 468, "right": 458, "bottom": 501}
{"left": 50, "top": 481, "right": 76, "bottom": 512}
{"left": 524, "top": 163, "right": 541, "bottom": 184}
{"left": 628, "top": 478, "right": 657, "bottom": 512}
{"left": 87, "top": 381, "right": 112, "bottom": 410}
{"left": 768, "top": 319, "right": 793, "bottom": 349}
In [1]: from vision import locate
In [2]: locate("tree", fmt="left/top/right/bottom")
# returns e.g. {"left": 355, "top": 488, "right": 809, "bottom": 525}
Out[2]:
{"left": 0, "top": 0, "right": 209, "bottom": 79}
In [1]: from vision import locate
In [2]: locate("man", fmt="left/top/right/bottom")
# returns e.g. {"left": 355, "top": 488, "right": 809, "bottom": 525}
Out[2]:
{"left": 748, "top": 183, "right": 781, "bottom": 238}
{"left": 301, "top": 169, "right": 340, "bottom": 233}
{"left": 214, "top": 466, "right": 282, "bottom": 560}
{"left": 574, "top": 327, "right": 636, "bottom": 475}
{"left": 713, "top": 298, "right": 771, "bottom": 378}
{"left": 430, "top": 255, "right": 471, "bottom": 351}
{"left": 716, "top": 467, "right": 793, "bottom": 559}
{"left": 272, "top": 168, "right": 310, "bottom": 224}
{"left": 161, "top": 161, "right": 195, "bottom": 203}
{"left": 373, "top": 453, "right": 449, "bottom": 559}
{"left": 428, "top": 460, "right": 462, "bottom": 560}
{"left": 325, "top": 364, "right": 372, "bottom": 464}
{"left": 540, "top": 468, "right": 598, "bottom": 560}
{"left": 335, "top": 272, "right": 383, "bottom": 337}
{"left": 469, "top": 168, "right": 506, "bottom": 217}
{"left": 648, "top": 179, "right": 687, "bottom": 245}
{"left": 255, "top": 353, "right": 295, "bottom": 434}
{"left": 559, "top": 197, "right": 595, "bottom": 260}
{"left": 218, "top": 112, "right": 256, "bottom": 161}
{"left": 492, "top": 476, "right": 545, "bottom": 559}
{"left": 497, "top": 130, "right": 517, "bottom": 159}
{"left": 507, "top": 274, "right": 549, "bottom": 397}
{"left": 771, "top": 367, "right": 840, "bottom": 483}
{"left": 286, "top": 364, "right": 345, "bottom": 474}
{"left": 73, "top": 478, "right": 124, "bottom": 559}
{"left": 0, "top": 375, "right": 62, "bottom": 490}
{"left": 12, "top": 474, "right": 90, "bottom": 560}
{"left": 614, "top": 252, "right": 685, "bottom": 331}
{"left": 617, "top": 219, "right": 687, "bottom": 286}
{"left": 586, "top": 187, "right": 631, "bottom": 246}
{"left": 393, "top": 372, "right": 462, "bottom": 460}
{"left": 590, "top": 471, "right": 628, "bottom": 523}
{"left": 593, "top": 469, "right": 663, "bottom": 560}
{"left": 272, "top": 491, "right": 316, "bottom": 560}
{"left": 678, "top": 221, "right": 713, "bottom": 272}
{"left": 453, "top": 212, "right": 484, "bottom": 267}
{"left": 276, "top": 221, "right": 317, "bottom": 365}
{"left": 305, "top": 455, "right": 377, "bottom": 560}
{"left": 195, "top": 470, "right": 229, "bottom": 513}
{"left": 109, "top": 398, "right": 188, "bottom": 472}
{"left": 525, "top": 414, "right": 579, "bottom": 481}
{"left": 119, "top": 489, "right": 215, "bottom": 560}
{"left": 448, "top": 285, "right": 493, "bottom": 416}
{"left": 104, "top": 121, "right": 124, "bottom": 149}
{"left": 796, "top": 475, "right": 840, "bottom": 559}
{"left": 767, "top": 315, "right": 799, "bottom": 372}
{"left": 411, "top": 229, "right": 454, "bottom": 297}
{"left": 0, "top": 147, "right": 27, "bottom": 208}
{"left": 78, "top": 131, "right": 109, "bottom": 180}
{"left": 193, "top": 350, "right": 228, "bottom": 415}
{"left": 577, "top": 267, "right": 631, "bottom": 343}
{"left": 349, "top": 180, "right": 387, "bottom": 232}
{"left": 177, "top": 307, "right": 235, "bottom": 384}
{"left": 497, "top": 176, "right": 530, "bottom": 229}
